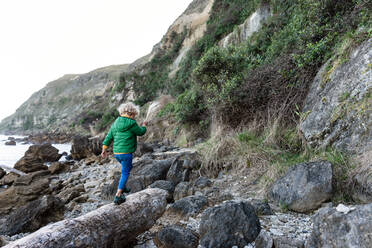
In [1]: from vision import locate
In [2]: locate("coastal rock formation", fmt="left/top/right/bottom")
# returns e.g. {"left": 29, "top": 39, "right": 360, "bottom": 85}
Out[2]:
{"left": 269, "top": 161, "right": 333, "bottom": 212}
{"left": 199, "top": 200, "right": 261, "bottom": 248}
{"left": 0, "top": 170, "right": 51, "bottom": 215}
{"left": 306, "top": 203, "right": 372, "bottom": 248}
{"left": 3, "top": 188, "right": 168, "bottom": 248}
{"left": 300, "top": 39, "right": 372, "bottom": 154}
{"left": 14, "top": 144, "right": 62, "bottom": 173}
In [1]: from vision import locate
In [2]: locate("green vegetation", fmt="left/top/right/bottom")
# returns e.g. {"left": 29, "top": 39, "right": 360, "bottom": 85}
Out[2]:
{"left": 95, "top": 107, "right": 119, "bottom": 131}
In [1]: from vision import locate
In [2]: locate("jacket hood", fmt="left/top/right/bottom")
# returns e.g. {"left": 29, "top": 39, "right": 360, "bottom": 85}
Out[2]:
{"left": 113, "top": 116, "right": 135, "bottom": 132}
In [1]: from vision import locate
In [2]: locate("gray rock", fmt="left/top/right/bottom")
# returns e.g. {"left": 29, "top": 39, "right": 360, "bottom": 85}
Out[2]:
{"left": 251, "top": 200, "right": 274, "bottom": 216}
{"left": 306, "top": 203, "right": 372, "bottom": 248}
{"left": 154, "top": 225, "right": 199, "bottom": 248}
{"left": 269, "top": 161, "right": 333, "bottom": 213}
{"left": 199, "top": 200, "right": 261, "bottom": 248}
{"left": 300, "top": 39, "right": 372, "bottom": 154}
{"left": 274, "top": 237, "right": 304, "bottom": 248}
{"left": 169, "top": 195, "right": 208, "bottom": 217}
{"left": 135, "top": 142, "right": 155, "bottom": 157}
{"left": 166, "top": 159, "right": 185, "bottom": 185}
{"left": 149, "top": 180, "right": 175, "bottom": 202}
{"left": 255, "top": 230, "right": 273, "bottom": 248}
{"left": 0, "top": 195, "right": 64, "bottom": 236}
{"left": 174, "top": 182, "right": 191, "bottom": 201}
{"left": 194, "top": 177, "right": 212, "bottom": 189}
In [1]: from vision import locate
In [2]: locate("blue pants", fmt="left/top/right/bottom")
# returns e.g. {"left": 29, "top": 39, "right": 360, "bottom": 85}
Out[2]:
{"left": 114, "top": 153, "right": 133, "bottom": 190}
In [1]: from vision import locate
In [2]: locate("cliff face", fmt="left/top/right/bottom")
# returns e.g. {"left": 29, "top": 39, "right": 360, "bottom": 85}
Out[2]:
{"left": 0, "top": 0, "right": 214, "bottom": 135}
{"left": 0, "top": 64, "right": 130, "bottom": 134}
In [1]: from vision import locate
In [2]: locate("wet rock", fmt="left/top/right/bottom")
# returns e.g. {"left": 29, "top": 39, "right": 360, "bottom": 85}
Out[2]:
{"left": 199, "top": 200, "right": 261, "bottom": 248}
{"left": 154, "top": 225, "right": 199, "bottom": 248}
{"left": 70, "top": 135, "right": 102, "bottom": 160}
{"left": 168, "top": 195, "right": 208, "bottom": 217}
{"left": 48, "top": 162, "right": 70, "bottom": 174}
{"left": 57, "top": 184, "right": 85, "bottom": 204}
{"left": 0, "top": 195, "right": 64, "bottom": 236}
{"left": 269, "top": 161, "right": 333, "bottom": 213}
{"left": 174, "top": 182, "right": 191, "bottom": 201}
{"left": 149, "top": 180, "right": 175, "bottom": 202}
{"left": 4, "top": 141, "right": 16, "bottom": 146}
{"left": 306, "top": 203, "right": 372, "bottom": 248}
{"left": 0, "top": 168, "right": 5, "bottom": 180}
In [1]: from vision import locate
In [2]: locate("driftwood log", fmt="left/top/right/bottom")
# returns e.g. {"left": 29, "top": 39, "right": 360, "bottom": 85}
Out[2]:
{"left": 4, "top": 188, "right": 168, "bottom": 248}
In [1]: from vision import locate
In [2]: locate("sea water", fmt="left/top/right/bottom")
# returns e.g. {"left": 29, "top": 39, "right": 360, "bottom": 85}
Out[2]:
{"left": 0, "top": 134, "right": 71, "bottom": 168}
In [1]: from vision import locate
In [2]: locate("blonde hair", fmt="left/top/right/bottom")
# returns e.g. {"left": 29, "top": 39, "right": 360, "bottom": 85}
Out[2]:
{"left": 117, "top": 102, "right": 139, "bottom": 116}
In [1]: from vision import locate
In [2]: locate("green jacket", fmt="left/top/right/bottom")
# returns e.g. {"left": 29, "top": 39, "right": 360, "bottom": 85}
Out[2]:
{"left": 102, "top": 116, "right": 146, "bottom": 154}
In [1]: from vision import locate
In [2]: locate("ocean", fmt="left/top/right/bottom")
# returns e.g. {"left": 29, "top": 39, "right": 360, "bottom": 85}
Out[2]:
{"left": 0, "top": 134, "right": 71, "bottom": 168}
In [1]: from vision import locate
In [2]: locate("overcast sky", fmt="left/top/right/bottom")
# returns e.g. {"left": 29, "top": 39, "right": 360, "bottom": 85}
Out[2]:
{"left": 0, "top": 0, "right": 193, "bottom": 122}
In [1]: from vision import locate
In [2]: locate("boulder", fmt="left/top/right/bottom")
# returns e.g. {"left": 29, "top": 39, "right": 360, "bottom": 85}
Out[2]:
{"left": 306, "top": 203, "right": 372, "bottom": 248}
{"left": 174, "top": 182, "right": 191, "bottom": 201}
{"left": 14, "top": 156, "right": 48, "bottom": 173}
{"left": 2, "top": 188, "right": 168, "bottom": 248}
{"left": 70, "top": 135, "right": 102, "bottom": 160}
{"left": 149, "top": 180, "right": 175, "bottom": 202}
{"left": 24, "top": 144, "right": 62, "bottom": 162}
{"left": 269, "top": 161, "right": 333, "bottom": 212}
{"left": 168, "top": 195, "right": 208, "bottom": 217}
{"left": 154, "top": 225, "right": 199, "bottom": 248}
{"left": 0, "top": 170, "right": 51, "bottom": 216}
{"left": 0, "top": 168, "right": 5, "bottom": 180}
{"left": 199, "top": 201, "right": 261, "bottom": 248}
{"left": 300, "top": 39, "right": 372, "bottom": 154}
{"left": 4, "top": 140, "right": 16, "bottom": 146}
{"left": 0, "top": 195, "right": 64, "bottom": 236}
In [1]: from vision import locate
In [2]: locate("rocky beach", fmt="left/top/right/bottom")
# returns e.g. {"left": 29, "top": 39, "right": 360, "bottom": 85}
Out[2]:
{"left": 0, "top": 134, "right": 370, "bottom": 247}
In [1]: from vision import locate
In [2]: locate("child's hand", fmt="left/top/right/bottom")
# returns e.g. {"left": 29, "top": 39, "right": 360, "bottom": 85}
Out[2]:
{"left": 101, "top": 150, "right": 107, "bottom": 158}
{"left": 143, "top": 121, "right": 148, "bottom": 126}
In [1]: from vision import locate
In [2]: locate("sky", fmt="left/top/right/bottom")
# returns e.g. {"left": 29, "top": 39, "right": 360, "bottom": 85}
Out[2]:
{"left": 0, "top": 0, "right": 193, "bottom": 122}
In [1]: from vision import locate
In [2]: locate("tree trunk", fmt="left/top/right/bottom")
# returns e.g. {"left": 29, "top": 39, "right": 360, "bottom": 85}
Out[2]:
{"left": 4, "top": 188, "right": 168, "bottom": 248}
